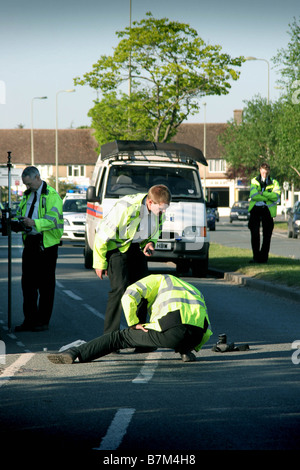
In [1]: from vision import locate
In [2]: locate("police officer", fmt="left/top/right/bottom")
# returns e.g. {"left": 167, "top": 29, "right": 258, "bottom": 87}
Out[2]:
{"left": 13, "top": 166, "right": 64, "bottom": 332}
{"left": 248, "top": 162, "right": 280, "bottom": 263}
{"left": 47, "top": 274, "right": 212, "bottom": 364}
{"left": 93, "top": 185, "right": 171, "bottom": 335}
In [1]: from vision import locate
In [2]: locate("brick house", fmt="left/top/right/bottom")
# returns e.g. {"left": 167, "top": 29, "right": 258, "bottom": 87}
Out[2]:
{"left": 0, "top": 129, "right": 98, "bottom": 190}
{"left": 0, "top": 112, "right": 249, "bottom": 214}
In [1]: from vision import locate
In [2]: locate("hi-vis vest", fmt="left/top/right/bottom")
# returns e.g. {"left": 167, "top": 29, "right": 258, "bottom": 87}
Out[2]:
{"left": 122, "top": 274, "right": 213, "bottom": 351}
{"left": 16, "top": 181, "right": 64, "bottom": 248}
{"left": 93, "top": 193, "right": 164, "bottom": 270}
{"left": 248, "top": 176, "right": 281, "bottom": 218}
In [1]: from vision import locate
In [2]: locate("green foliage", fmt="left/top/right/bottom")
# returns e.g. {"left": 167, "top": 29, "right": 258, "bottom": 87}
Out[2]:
{"left": 219, "top": 96, "right": 300, "bottom": 184}
{"left": 47, "top": 177, "right": 76, "bottom": 199}
{"left": 74, "top": 12, "right": 244, "bottom": 143}
{"left": 272, "top": 17, "right": 300, "bottom": 92}
{"left": 219, "top": 17, "right": 300, "bottom": 185}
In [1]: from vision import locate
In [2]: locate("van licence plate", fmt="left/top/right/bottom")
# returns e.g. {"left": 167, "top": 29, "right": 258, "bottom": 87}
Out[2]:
{"left": 156, "top": 242, "right": 172, "bottom": 250}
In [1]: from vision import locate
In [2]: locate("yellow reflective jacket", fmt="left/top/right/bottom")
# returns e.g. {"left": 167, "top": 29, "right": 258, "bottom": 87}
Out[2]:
{"left": 16, "top": 181, "right": 64, "bottom": 248}
{"left": 121, "top": 274, "right": 213, "bottom": 351}
{"left": 248, "top": 175, "right": 281, "bottom": 217}
{"left": 93, "top": 193, "right": 164, "bottom": 270}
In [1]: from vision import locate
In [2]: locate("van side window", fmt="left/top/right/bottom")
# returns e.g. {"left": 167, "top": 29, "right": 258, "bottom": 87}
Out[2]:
{"left": 97, "top": 167, "right": 107, "bottom": 202}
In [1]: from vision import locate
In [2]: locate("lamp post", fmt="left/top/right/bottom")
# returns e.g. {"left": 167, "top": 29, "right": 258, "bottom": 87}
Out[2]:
{"left": 31, "top": 96, "right": 47, "bottom": 166}
{"left": 55, "top": 89, "right": 75, "bottom": 192}
{"left": 245, "top": 56, "right": 270, "bottom": 104}
{"left": 203, "top": 102, "right": 207, "bottom": 196}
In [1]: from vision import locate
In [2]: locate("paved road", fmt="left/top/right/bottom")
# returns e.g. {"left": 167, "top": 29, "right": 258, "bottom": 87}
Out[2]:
{"left": 210, "top": 216, "right": 300, "bottom": 260}
{"left": 0, "top": 235, "right": 299, "bottom": 456}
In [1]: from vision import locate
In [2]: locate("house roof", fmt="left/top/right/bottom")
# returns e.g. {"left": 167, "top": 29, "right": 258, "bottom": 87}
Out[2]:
{"left": 0, "top": 122, "right": 228, "bottom": 167}
{"left": 0, "top": 129, "right": 99, "bottom": 166}
{"left": 172, "top": 123, "right": 228, "bottom": 160}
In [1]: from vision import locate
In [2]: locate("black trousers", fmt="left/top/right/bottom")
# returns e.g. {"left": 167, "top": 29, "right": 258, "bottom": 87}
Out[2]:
{"left": 76, "top": 324, "right": 204, "bottom": 362}
{"left": 21, "top": 236, "right": 58, "bottom": 327}
{"left": 248, "top": 205, "right": 274, "bottom": 262}
{"left": 103, "top": 243, "right": 148, "bottom": 334}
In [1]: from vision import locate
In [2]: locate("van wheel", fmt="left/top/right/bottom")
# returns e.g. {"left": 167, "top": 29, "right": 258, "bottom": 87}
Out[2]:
{"left": 84, "top": 235, "right": 93, "bottom": 269}
{"left": 191, "top": 258, "right": 208, "bottom": 278}
{"left": 176, "top": 260, "right": 190, "bottom": 275}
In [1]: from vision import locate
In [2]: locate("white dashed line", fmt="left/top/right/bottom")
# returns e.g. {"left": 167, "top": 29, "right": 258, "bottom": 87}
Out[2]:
{"left": 0, "top": 353, "right": 35, "bottom": 387}
{"left": 63, "top": 290, "right": 83, "bottom": 301}
{"left": 132, "top": 351, "right": 162, "bottom": 383}
{"left": 93, "top": 407, "right": 135, "bottom": 450}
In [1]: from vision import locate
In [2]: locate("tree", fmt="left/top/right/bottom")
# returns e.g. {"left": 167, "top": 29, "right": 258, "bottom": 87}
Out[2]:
{"left": 74, "top": 12, "right": 244, "bottom": 144}
{"left": 272, "top": 17, "right": 300, "bottom": 93}
{"left": 275, "top": 99, "right": 300, "bottom": 183}
{"left": 219, "top": 17, "right": 300, "bottom": 185}
{"left": 219, "top": 97, "right": 282, "bottom": 178}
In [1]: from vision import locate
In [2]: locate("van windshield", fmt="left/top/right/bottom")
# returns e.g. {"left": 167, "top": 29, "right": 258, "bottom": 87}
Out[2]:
{"left": 105, "top": 165, "right": 203, "bottom": 201}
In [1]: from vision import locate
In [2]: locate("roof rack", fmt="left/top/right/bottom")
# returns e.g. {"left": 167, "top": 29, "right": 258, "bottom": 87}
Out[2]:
{"left": 100, "top": 140, "right": 208, "bottom": 166}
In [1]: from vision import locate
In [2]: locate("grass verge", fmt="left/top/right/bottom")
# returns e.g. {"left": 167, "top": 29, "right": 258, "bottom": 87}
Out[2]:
{"left": 209, "top": 242, "right": 300, "bottom": 289}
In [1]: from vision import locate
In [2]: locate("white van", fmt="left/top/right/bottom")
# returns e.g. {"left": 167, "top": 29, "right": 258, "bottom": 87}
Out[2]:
{"left": 84, "top": 140, "right": 218, "bottom": 277}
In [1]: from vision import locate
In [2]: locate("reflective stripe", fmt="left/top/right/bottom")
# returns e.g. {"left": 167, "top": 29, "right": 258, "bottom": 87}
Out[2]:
{"left": 125, "top": 288, "right": 142, "bottom": 304}
{"left": 157, "top": 274, "right": 201, "bottom": 300}
{"left": 250, "top": 191, "right": 261, "bottom": 199}
{"left": 158, "top": 297, "right": 206, "bottom": 310}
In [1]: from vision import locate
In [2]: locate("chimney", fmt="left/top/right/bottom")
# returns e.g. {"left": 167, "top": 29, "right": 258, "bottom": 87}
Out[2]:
{"left": 233, "top": 109, "right": 243, "bottom": 125}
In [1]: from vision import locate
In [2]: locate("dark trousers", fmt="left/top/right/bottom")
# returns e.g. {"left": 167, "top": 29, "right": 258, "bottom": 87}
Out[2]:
{"left": 103, "top": 244, "right": 148, "bottom": 334}
{"left": 76, "top": 324, "right": 204, "bottom": 362}
{"left": 248, "top": 205, "right": 274, "bottom": 262}
{"left": 22, "top": 236, "right": 58, "bottom": 327}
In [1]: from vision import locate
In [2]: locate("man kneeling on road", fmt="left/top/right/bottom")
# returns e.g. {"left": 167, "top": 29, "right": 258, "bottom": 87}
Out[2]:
{"left": 47, "top": 274, "right": 212, "bottom": 364}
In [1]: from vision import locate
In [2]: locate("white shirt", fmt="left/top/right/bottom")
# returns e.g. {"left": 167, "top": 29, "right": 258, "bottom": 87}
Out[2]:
{"left": 25, "top": 183, "right": 43, "bottom": 235}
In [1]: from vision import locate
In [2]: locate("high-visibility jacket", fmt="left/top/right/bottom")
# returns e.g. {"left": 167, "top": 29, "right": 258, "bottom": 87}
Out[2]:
{"left": 93, "top": 193, "right": 164, "bottom": 270}
{"left": 248, "top": 175, "right": 281, "bottom": 217}
{"left": 16, "top": 181, "right": 64, "bottom": 248}
{"left": 121, "top": 274, "right": 213, "bottom": 351}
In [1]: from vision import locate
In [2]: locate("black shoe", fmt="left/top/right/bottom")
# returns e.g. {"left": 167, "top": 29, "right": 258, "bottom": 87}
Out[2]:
{"left": 14, "top": 322, "right": 34, "bottom": 332}
{"left": 134, "top": 347, "right": 157, "bottom": 354}
{"left": 47, "top": 347, "right": 78, "bottom": 364}
{"left": 180, "top": 352, "right": 196, "bottom": 362}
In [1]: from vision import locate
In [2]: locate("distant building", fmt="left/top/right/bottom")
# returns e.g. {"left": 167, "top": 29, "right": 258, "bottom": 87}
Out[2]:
{"left": 0, "top": 129, "right": 98, "bottom": 192}
{"left": 0, "top": 111, "right": 252, "bottom": 213}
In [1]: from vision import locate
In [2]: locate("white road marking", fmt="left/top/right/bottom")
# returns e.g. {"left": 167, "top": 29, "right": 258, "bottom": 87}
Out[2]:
{"left": 82, "top": 303, "right": 106, "bottom": 321}
{"left": 0, "top": 353, "right": 35, "bottom": 387}
{"left": 132, "top": 351, "right": 162, "bottom": 383}
{"left": 93, "top": 407, "right": 135, "bottom": 450}
{"left": 63, "top": 290, "right": 82, "bottom": 301}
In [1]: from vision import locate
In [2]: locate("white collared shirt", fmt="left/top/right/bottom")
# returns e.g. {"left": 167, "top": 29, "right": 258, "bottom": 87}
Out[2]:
{"left": 25, "top": 183, "right": 43, "bottom": 234}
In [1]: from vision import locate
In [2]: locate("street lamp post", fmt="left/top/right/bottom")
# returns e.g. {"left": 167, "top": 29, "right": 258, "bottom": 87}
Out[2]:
{"left": 245, "top": 56, "right": 270, "bottom": 104}
{"left": 31, "top": 96, "right": 47, "bottom": 166}
{"left": 55, "top": 89, "right": 75, "bottom": 192}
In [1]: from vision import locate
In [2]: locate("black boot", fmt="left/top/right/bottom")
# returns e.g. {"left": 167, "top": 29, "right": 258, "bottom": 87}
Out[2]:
{"left": 47, "top": 347, "right": 79, "bottom": 364}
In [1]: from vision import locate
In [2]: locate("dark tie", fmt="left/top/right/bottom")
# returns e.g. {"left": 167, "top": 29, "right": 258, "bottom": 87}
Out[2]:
{"left": 28, "top": 192, "right": 37, "bottom": 219}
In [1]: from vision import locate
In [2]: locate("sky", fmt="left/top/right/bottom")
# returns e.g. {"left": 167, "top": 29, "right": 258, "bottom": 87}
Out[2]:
{"left": 0, "top": 0, "right": 299, "bottom": 130}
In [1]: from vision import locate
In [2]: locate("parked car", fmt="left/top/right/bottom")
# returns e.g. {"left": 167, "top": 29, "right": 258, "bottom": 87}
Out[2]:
{"left": 230, "top": 201, "right": 250, "bottom": 223}
{"left": 287, "top": 202, "right": 300, "bottom": 239}
{"left": 62, "top": 193, "right": 87, "bottom": 241}
{"left": 206, "top": 208, "right": 216, "bottom": 231}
